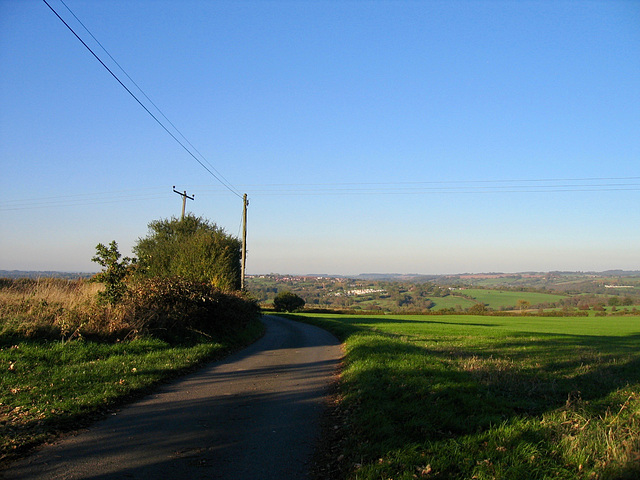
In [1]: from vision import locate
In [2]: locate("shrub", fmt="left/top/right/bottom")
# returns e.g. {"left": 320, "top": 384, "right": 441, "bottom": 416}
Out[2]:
{"left": 133, "top": 215, "right": 241, "bottom": 291}
{"left": 273, "top": 291, "right": 305, "bottom": 312}
{"left": 91, "top": 241, "right": 133, "bottom": 305}
{"left": 120, "top": 277, "right": 260, "bottom": 339}
{"left": 467, "top": 303, "right": 488, "bottom": 315}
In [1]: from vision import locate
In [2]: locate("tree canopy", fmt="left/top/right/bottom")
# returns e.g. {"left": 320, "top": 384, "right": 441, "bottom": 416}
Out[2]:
{"left": 133, "top": 215, "right": 242, "bottom": 290}
{"left": 273, "top": 291, "right": 306, "bottom": 312}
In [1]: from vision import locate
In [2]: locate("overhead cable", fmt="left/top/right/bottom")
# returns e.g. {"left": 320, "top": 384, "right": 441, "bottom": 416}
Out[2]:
{"left": 2, "top": 176, "right": 638, "bottom": 211}
{"left": 0, "top": 188, "right": 169, "bottom": 211}
{"left": 42, "top": 0, "right": 243, "bottom": 199}
{"left": 195, "top": 176, "right": 640, "bottom": 196}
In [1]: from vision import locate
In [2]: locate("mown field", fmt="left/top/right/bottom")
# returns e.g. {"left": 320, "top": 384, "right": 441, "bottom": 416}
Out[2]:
{"left": 344, "top": 295, "right": 478, "bottom": 312}
{"left": 458, "top": 288, "right": 567, "bottom": 309}
{"left": 429, "top": 295, "right": 477, "bottom": 311}
{"left": 289, "top": 313, "right": 640, "bottom": 480}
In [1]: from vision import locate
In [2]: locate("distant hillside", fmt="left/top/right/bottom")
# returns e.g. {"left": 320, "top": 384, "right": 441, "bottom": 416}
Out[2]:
{"left": 352, "top": 271, "right": 640, "bottom": 284}
{"left": 0, "top": 270, "right": 95, "bottom": 280}
{"left": 354, "top": 273, "right": 442, "bottom": 282}
{"left": 600, "top": 270, "right": 640, "bottom": 276}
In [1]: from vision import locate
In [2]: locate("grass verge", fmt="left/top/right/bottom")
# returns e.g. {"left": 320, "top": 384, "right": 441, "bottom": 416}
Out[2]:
{"left": 0, "top": 316, "right": 264, "bottom": 464}
{"left": 287, "top": 313, "right": 640, "bottom": 480}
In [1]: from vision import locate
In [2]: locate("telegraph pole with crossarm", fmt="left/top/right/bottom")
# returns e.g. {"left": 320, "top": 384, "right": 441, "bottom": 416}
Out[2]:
{"left": 173, "top": 186, "right": 194, "bottom": 221}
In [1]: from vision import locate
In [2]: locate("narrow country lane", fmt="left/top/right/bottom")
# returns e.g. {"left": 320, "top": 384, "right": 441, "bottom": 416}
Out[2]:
{"left": 2, "top": 315, "right": 342, "bottom": 480}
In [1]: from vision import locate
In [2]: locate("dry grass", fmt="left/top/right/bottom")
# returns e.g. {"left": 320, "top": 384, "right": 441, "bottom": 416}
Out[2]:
{"left": 0, "top": 278, "right": 101, "bottom": 305}
{"left": 0, "top": 278, "right": 124, "bottom": 340}
{"left": 545, "top": 391, "right": 640, "bottom": 478}
{"left": 0, "top": 277, "right": 260, "bottom": 341}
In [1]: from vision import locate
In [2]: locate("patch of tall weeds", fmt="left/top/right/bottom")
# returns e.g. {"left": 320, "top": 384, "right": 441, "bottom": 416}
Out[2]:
{"left": 542, "top": 391, "right": 640, "bottom": 479}
{"left": 0, "top": 277, "right": 259, "bottom": 342}
{"left": 0, "top": 278, "right": 107, "bottom": 340}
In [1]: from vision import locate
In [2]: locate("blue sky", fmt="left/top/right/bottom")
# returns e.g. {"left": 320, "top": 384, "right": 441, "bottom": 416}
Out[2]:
{"left": 1, "top": 0, "right": 639, "bottom": 275}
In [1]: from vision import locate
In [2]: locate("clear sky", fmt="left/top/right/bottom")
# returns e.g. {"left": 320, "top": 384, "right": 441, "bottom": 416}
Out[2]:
{"left": 1, "top": 0, "right": 639, "bottom": 275}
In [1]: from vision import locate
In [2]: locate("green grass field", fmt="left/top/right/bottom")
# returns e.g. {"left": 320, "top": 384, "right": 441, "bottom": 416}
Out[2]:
{"left": 289, "top": 313, "right": 640, "bottom": 480}
{"left": 430, "top": 295, "right": 477, "bottom": 311}
{"left": 344, "top": 294, "right": 477, "bottom": 312}
{"left": 459, "top": 288, "right": 567, "bottom": 309}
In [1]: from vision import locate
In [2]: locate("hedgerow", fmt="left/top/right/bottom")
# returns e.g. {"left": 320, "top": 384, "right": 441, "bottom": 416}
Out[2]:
{"left": 120, "top": 277, "right": 260, "bottom": 339}
{"left": 0, "top": 277, "right": 260, "bottom": 342}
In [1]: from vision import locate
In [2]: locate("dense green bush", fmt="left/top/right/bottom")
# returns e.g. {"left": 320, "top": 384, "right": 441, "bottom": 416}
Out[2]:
{"left": 467, "top": 303, "right": 488, "bottom": 314}
{"left": 121, "top": 277, "right": 260, "bottom": 339}
{"left": 273, "top": 291, "right": 306, "bottom": 312}
{"left": 133, "top": 215, "right": 242, "bottom": 291}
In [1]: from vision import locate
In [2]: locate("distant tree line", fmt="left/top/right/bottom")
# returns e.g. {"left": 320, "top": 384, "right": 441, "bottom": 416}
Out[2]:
{"left": 247, "top": 275, "right": 640, "bottom": 316}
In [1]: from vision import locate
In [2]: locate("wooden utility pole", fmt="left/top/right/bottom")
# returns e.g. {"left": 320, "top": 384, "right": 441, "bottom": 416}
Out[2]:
{"left": 241, "top": 193, "right": 248, "bottom": 290}
{"left": 173, "top": 186, "right": 194, "bottom": 221}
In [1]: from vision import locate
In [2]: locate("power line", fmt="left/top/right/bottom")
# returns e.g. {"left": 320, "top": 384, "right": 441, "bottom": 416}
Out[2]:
{"left": 0, "top": 195, "right": 168, "bottom": 211}
{"left": 56, "top": 0, "right": 240, "bottom": 199}
{"left": 238, "top": 186, "right": 640, "bottom": 196}
{"left": 231, "top": 176, "right": 640, "bottom": 188}
{"left": 0, "top": 189, "right": 169, "bottom": 211}
{"left": 42, "top": 0, "right": 243, "bottom": 199}
{"left": 194, "top": 176, "right": 640, "bottom": 196}
{"left": 2, "top": 176, "right": 637, "bottom": 211}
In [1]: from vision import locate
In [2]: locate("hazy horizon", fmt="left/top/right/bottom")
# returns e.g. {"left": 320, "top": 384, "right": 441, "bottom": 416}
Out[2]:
{"left": 2, "top": 268, "right": 639, "bottom": 279}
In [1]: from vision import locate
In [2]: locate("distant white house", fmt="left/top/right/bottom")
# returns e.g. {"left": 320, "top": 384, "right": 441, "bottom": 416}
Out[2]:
{"left": 334, "top": 288, "right": 387, "bottom": 297}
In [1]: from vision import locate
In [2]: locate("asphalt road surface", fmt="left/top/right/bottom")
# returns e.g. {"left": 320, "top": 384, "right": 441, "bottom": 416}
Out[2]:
{"left": 3, "top": 315, "right": 342, "bottom": 480}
